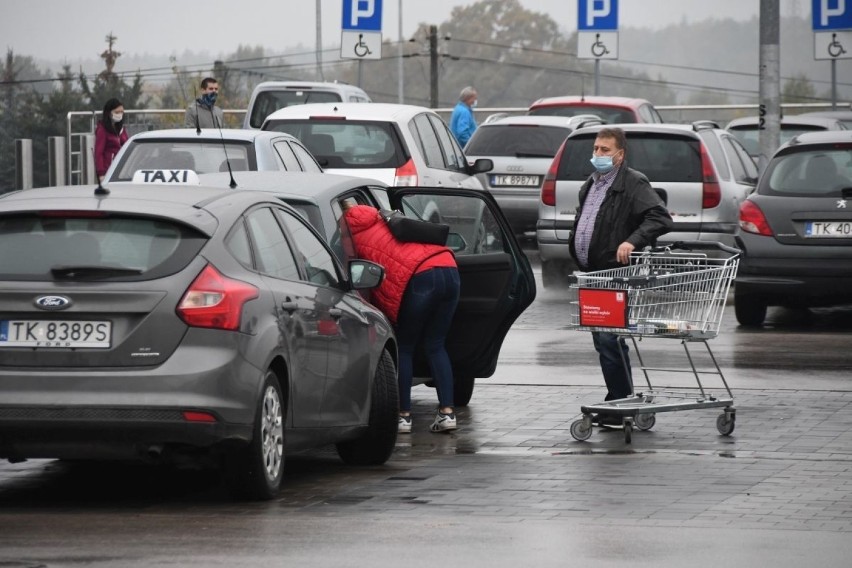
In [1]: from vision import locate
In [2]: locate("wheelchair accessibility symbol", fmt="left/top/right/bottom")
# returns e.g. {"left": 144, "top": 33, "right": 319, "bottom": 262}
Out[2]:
{"left": 815, "top": 31, "right": 852, "bottom": 61}
{"left": 828, "top": 33, "right": 847, "bottom": 58}
{"left": 591, "top": 33, "right": 610, "bottom": 57}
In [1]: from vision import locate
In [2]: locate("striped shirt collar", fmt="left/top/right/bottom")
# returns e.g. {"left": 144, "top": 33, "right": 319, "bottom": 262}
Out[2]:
{"left": 591, "top": 162, "right": 622, "bottom": 186}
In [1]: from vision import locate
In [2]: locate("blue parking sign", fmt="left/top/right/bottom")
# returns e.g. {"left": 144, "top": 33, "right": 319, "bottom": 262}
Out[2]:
{"left": 578, "top": 0, "right": 618, "bottom": 31}
{"left": 813, "top": 0, "right": 852, "bottom": 30}
{"left": 342, "top": 0, "right": 383, "bottom": 32}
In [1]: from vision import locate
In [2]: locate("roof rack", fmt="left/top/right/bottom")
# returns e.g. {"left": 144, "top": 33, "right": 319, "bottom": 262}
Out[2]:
{"left": 692, "top": 120, "right": 720, "bottom": 131}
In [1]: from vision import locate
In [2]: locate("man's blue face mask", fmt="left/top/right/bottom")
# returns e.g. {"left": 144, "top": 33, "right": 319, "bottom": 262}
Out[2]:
{"left": 202, "top": 92, "right": 218, "bottom": 106}
{"left": 590, "top": 155, "right": 615, "bottom": 173}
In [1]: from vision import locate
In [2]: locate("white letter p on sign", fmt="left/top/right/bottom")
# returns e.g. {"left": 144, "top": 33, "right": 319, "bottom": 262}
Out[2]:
{"left": 822, "top": 0, "right": 846, "bottom": 26}
{"left": 586, "top": 0, "right": 612, "bottom": 27}
{"left": 351, "top": 0, "right": 376, "bottom": 27}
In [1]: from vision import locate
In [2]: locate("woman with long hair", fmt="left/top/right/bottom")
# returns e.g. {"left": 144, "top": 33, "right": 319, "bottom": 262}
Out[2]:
{"left": 94, "top": 98, "right": 128, "bottom": 181}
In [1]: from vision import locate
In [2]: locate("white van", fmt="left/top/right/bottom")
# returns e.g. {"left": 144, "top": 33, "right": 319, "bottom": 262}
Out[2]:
{"left": 244, "top": 81, "right": 372, "bottom": 129}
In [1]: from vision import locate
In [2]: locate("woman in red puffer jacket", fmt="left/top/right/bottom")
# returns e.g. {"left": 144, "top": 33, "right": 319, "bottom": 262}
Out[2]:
{"left": 343, "top": 204, "right": 460, "bottom": 434}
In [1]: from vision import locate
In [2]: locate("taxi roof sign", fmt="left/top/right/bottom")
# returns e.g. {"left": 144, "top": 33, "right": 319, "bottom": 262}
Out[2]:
{"left": 132, "top": 169, "right": 201, "bottom": 185}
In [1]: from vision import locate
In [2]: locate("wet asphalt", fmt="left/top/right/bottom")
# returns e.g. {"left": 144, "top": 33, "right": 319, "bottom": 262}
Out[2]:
{"left": 1, "top": 248, "right": 851, "bottom": 567}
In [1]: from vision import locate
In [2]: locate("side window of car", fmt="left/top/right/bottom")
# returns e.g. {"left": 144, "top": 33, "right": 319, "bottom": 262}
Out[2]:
{"left": 225, "top": 219, "right": 254, "bottom": 268}
{"left": 428, "top": 114, "right": 465, "bottom": 170}
{"left": 412, "top": 113, "right": 445, "bottom": 168}
{"left": 289, "top": 141, "right": 323, "bottom": 172}
{"left": 273, "top": 140, "right": 301, "bottom": 171}
{"left": 245, "top": 208, "right": 301, "bottom": 280}
{"left": 724, "top": 136, "right": 759, "bottom": 182}
{"left": 277, "top": 209, "right": 341, "bottom": 288}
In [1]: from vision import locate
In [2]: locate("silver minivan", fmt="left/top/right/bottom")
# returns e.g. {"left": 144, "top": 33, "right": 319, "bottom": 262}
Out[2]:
{"left": 244, "top": 81, "right": 372, "bottom": 129}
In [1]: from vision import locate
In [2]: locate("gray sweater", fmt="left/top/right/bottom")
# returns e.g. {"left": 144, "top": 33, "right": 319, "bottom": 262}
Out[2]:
{"left": 184, "top": 99, "right": 224, "bottom": 129}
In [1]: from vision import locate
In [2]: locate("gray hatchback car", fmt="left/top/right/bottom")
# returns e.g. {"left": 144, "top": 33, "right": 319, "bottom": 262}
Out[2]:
{"left": 464, "top": 115, "right": 603, "bottom": 239}
{"left": 734, "top": 130, "right": 852, "bottom": 326}
{"left": 0, "top": 184, "right": 395, "bottom": 500}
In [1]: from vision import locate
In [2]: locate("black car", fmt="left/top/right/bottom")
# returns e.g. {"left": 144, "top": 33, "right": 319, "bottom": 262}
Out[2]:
{"left": 734, "top": 131, "right": 852, "bottom": 325}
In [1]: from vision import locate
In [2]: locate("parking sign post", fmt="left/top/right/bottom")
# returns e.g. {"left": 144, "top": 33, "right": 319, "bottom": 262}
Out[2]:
{"left": 341, "top": 0, "right": 383, "bottom": 61}
{"left": 577, "top": 0, "right": 619, "bottom": 95}
{"left": 812, "top": 0, "right": 852, "bottom": 109}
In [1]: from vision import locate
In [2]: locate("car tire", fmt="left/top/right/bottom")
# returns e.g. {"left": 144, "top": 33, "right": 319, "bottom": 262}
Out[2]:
{"left": 225, "top": 370, "right": 285, "bottom": 501}
{"left": 735, "top": 293, "right": 767, "bottom": 327}
{"left": 336, "top": 349, "right": 398, "bottom": 466}
{"left": 453, "top": 375, "right": 475, "bottom": 407}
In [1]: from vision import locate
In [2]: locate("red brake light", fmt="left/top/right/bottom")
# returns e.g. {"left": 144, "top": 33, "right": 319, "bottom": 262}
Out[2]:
{"left": 177, "top": 264, "right": 259, "bottom": 331}
{"left": 699, "top": 143, "right": 721, "bottom": 209}
{"left": 739, "top": 200, "right": 773, "bottom": 236}
{"left": 394, "top": 157, "right": 418, "bottom": 186}
{"left": 541, "top": 140, "right": 567, "bottom": 207}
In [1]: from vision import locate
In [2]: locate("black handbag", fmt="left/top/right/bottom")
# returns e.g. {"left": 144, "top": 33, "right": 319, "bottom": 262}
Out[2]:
{"left": 379, "top": 209, "right": 449, "bottom": 246}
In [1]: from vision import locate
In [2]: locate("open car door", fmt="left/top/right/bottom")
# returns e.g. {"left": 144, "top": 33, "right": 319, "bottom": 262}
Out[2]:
{"left": 387, "top": 187, "right": 536, "bottom": 406}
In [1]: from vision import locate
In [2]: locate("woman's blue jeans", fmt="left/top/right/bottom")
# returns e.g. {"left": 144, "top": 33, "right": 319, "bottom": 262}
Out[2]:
{"left": 395, "top": 267, "right": 460, "bottom": 412}
{"left": 591, "top": 331, "right": 633, "bottom": 400}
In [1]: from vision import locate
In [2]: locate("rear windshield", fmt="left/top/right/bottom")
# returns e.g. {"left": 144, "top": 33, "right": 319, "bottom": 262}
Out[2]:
{"left": 529, "top": 105, "right": 636, "bottom": 124}
{"left": 111, "top": 141, "right": 255, "bottom": 181}
{"left": 557, "top": 133, "right": 702, "bottom": 182}
{"left": 465, "top": 125, "right": 571, "bottom": 157}
{"left": 0, "top": 213, "right": 206, "bottom": 281}
{"left": 760, "top": 145, "right": 852, "bottom": 197}
{"left": 249, "top": 90, "right": 343, "bottom": 128}
{"left": 265, "top": 120, "right": 402, "bottom": 169}
{"left": 729, "top": 125, "right": 830, "bottom": 156}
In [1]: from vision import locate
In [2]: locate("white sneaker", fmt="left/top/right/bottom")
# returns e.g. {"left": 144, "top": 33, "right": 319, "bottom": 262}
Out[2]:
{"left": 398, "top": 415, "right": 412, "bottom": 434}
{"left": 430, "top": 412, "right": 457, "bottom": 433}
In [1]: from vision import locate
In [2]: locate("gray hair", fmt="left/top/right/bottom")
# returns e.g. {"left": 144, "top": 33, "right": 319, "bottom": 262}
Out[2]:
{"left": 459, "top": 86, "right": 477, "bottom": 102}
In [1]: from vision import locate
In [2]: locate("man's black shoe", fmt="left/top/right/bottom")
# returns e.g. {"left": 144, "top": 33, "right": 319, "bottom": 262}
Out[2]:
{"left": 592, "top": 414, "right": 623, "bottom": 427}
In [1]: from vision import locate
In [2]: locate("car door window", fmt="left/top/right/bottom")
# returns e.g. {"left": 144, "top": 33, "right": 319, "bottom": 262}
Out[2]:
{"left": 225, "top": 219, "right": 254, "bottom": 268}
{"left": 245, "top": 208, "right": 300, "bottom": 280}
{"left": 273, "top": 140, "right": 301, "bottom": 171}
{"left": 289, "top": 141, "right": 323, "bottom": 172}
{"left": 428, "top": 114, "right": 465, "bottom": 171}
{"left": 721, "top": 137, "right": 751, "bottom": 184}
{"left": 277, "top": 209, "right": 341, "bottom": 288}
{"left": 724, "top": 136, "right": 759, "bottom": 182}
{"left": 411, "top": 114, "right": 444, "bottom": 168}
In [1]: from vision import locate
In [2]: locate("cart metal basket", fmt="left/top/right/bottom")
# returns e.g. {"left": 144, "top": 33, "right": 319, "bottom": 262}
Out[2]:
{"left": 567, "top": 241, "right": 740, "bottom": 443}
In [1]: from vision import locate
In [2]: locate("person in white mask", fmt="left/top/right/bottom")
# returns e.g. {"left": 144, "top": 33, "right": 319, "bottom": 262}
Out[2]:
{"left": 94, "top": 98, "right": 128, "bottom": 182}
{"left": 568, "top": 127, "right": 673, "bottom": 425}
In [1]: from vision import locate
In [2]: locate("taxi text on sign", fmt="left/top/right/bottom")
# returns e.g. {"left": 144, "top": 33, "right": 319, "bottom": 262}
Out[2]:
{"left": 341, "top": 0, "right": 383, "bottom": 60}
{"left": 577, "top": 0, "right": 619, "bottom": 60}
{"left": 812, "top": 0, "right": 852, "bottom": 59}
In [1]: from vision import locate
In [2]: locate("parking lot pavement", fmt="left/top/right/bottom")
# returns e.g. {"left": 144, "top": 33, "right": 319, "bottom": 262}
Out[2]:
{"left": 267, "top": 383, "right": 852, "bottom": 534}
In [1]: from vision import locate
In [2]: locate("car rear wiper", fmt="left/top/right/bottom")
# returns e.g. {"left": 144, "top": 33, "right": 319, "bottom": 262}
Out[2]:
{"left": 514, "top": 151, "right": 554, "bottom": 158}
{"left": 51, "top": 266, "right": 144, "bottom": 280}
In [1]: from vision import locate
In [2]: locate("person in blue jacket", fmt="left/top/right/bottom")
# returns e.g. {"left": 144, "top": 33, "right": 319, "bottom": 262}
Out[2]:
{"left": 449, "top": 86, "right": 478, "bottom": 147}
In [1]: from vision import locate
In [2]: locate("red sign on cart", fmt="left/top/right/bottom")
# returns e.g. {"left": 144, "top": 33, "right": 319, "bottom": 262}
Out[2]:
{"left": 578, "top": 288, "right": 628, "bottom": 327}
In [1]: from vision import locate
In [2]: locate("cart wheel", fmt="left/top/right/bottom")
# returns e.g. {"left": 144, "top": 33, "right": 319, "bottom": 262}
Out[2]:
{"left": 570, "top": 417, "right": 593, "bottom": 442}
{"left": 623, "top": 420, "right": 633, "bottom": 444}
{"left": 716, "top": 412, "right": 736, "bottom": 436}
{"left": 634, "top": 413, "right": 656, "bottom": 431}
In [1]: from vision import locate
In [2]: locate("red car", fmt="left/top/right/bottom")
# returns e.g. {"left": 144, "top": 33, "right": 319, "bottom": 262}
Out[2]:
{"left": 527, "top": 95, "right": 664, "bottom": 124}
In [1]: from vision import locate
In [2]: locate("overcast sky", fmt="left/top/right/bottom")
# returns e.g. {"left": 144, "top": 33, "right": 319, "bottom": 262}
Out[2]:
{"left": 2, "top": 0, "right": 788, "bottom": 65}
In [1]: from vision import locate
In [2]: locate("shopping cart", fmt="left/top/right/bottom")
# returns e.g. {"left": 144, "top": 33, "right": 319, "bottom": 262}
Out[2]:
{"left": 567, "top": 241, "right": 741, "bottom": 444}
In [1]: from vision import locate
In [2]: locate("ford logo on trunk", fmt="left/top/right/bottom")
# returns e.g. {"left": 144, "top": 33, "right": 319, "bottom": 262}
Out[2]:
{"left": 35, "top": 295, "right": 72, "bottom": 310}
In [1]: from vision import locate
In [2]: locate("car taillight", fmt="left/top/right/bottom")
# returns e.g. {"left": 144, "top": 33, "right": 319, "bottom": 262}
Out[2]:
{"left": 739, "top": 200, "right": 773, "bottom": 236}
{"left": 177, "top": 264, "right": 259, "bottom": 331}
{"left": 700, "top": 143, "right": 721, "bottom": 209}
{"left": 541, "top": 140, "right": 566, "bottom": 206}
{"left": 182, "top": 410, "right": 217, "bottom": 423}
{"left": 394, "top": 157, "right": 418, "bottom": 186}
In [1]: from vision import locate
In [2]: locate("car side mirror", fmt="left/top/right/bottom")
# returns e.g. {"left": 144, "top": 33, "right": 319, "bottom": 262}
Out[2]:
{"left": 446, "top": 232, "right": 467, "bottom": 253}
{"left": 469, "top": 158, "right": 493, "bottom": 174}
{"left": 349, "top": 260, "right": 384, "bottom": 289}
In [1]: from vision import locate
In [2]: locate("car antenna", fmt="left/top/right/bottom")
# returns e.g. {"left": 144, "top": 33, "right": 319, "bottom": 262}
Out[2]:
{"left": 194, "top": 86, "right": 201, "bottom": 135}
{"left": 91, "top": 142, "right": 109, "bottom": 195}
{"left": 215, "top": 116, "right": 238, "bottom": 189}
